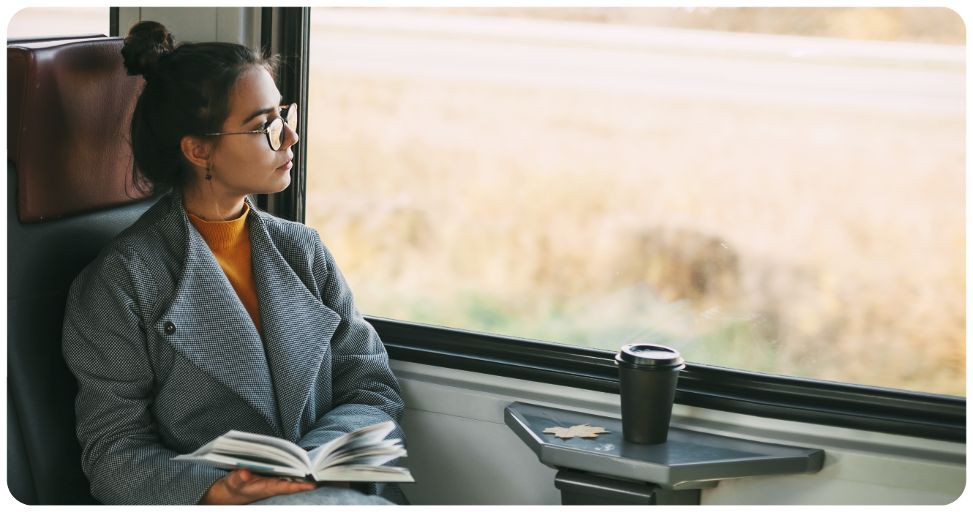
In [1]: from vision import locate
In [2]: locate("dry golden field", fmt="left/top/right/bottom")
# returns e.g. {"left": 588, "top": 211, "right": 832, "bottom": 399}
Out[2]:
{"left": 305, "top": 11, "right": 965, "bottom": 396}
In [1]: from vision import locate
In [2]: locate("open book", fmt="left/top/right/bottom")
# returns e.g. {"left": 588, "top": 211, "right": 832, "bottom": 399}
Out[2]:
{"left": 172, "top": 420, "right": 413, "bottom": 482}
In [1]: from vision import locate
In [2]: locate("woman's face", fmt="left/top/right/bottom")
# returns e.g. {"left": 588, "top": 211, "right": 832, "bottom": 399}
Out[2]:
{"left": 207, "top": 66, "right": 298, "bottom": 196}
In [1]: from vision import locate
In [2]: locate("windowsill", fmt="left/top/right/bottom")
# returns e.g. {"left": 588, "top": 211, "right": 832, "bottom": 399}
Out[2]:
{"left": 376, "top": 317, "right": 965, "bottom": 442}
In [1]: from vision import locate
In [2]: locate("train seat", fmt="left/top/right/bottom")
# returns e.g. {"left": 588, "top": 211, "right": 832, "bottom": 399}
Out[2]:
{"left": 7, "top": 36, "right": 155, "bottom": 504}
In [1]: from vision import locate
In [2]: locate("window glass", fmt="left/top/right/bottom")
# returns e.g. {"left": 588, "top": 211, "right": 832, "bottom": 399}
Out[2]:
{"left": 306, "top": 7, "right": 965, "bottom": 396}
{"left": 6, "top": 7, "right": 110, "bottom": 40}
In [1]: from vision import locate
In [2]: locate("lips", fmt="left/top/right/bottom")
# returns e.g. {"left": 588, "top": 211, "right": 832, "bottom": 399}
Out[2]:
{"left": 277, "top": 160, "right": 293, "bottom": 171}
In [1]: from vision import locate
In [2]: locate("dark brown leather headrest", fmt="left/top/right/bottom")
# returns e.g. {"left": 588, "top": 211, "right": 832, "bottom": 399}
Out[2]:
{"left": 7, "top": 37, "right": 151, "bottom": 223}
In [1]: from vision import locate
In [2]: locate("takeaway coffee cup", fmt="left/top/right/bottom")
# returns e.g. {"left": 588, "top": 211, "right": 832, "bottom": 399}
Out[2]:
{"left": 615, "top": 343, "right": 685, "bottom": 444}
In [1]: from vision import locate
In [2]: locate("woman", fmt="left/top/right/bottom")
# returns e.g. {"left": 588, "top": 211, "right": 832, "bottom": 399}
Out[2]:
{"left": 61, "top": 21, "right": 405, "bottom": 505}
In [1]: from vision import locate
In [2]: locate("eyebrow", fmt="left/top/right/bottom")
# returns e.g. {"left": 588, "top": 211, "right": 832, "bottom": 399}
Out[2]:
{"left": 242, "top": 97, "right": 284, "bottom": 126}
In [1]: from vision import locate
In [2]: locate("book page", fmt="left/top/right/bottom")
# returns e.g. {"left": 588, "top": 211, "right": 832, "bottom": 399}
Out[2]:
{"left": 220, "top": 430, "right": 313, "bottom": 470}
{"left": 318, "top": 439, "right": 405, "bottom": 469}
{"left": 326, "top": 449, "right": 404, "bottom": 468}
{"left": 174, "top": 453, "right": 309, "bottom": 479}
{"left": 308, "top": 421, "right": 397, "bottom": 468}
{"left": 313, "top": 465, "right": 414, "bottom": 483}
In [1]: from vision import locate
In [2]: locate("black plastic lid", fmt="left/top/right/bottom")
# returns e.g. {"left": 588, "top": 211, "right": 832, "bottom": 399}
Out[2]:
{"left": 615, "top": 343, "right": 685, "bottom": 370}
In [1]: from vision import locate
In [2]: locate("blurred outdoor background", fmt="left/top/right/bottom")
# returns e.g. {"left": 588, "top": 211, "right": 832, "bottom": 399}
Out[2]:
{"left": 5, "top": 8, "right": 109, "bottom": 38}
{"left": 305, "top": 7, "right": 965, "bottom": 396}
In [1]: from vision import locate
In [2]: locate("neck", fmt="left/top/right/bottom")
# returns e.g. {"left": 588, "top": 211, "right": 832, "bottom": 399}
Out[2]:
{"left": 182, "top": 183, "right": 247, "bottom": 221}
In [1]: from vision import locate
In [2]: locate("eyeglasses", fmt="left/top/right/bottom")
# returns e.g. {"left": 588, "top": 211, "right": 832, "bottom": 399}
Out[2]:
{"left": 203, "top": 103, "right": 298, "bottom": 151}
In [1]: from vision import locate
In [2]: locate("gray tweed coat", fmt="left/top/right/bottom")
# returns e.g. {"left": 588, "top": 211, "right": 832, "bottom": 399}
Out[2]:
{"left": 61, "top": 191, "right": 405, "bottom": 505}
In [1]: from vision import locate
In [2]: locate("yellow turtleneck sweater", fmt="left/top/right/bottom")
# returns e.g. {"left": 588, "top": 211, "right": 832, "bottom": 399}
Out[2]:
{"left": 188, "top": 203, "right": 262, "bottom": 334}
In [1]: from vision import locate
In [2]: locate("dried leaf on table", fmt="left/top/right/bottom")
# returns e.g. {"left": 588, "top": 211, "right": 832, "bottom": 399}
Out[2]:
{"left": 543, "top": 424, "right": 610, "bottom": 439}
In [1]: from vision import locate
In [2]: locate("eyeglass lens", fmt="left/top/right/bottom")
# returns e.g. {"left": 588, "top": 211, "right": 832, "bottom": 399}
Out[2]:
{"left": 269, "top": 103, "right": 298, "bottom": 151}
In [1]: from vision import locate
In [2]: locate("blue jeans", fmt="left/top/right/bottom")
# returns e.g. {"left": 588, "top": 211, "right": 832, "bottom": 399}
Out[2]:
{"left": 249, "top": 486, "right": 395, "bottom": 505}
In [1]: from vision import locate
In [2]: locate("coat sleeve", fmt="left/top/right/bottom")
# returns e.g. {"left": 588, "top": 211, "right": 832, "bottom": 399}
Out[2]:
{"left": 61, "top": 244, "right": 227, "bottom": 505}
{"left": 295, "top": 231, "right": 406, "bottom": 452}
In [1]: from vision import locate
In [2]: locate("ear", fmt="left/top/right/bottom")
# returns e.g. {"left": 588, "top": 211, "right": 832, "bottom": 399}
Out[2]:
{"left": 180, "top": 135, "right": 214, "bottom": 171}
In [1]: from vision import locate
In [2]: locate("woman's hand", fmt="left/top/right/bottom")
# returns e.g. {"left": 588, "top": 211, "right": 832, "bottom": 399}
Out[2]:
{"left": 199, "top": 468, "right": 317, "bottom": 505}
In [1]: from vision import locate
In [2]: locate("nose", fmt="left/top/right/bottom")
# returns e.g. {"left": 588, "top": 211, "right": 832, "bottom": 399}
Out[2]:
{"left": 281, "top": 121, "right": 299, "bottom": 150}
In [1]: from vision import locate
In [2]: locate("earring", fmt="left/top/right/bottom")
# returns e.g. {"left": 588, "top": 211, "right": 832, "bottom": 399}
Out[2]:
{"left": 205, "top": 164, "right": 212, "bottom": 181}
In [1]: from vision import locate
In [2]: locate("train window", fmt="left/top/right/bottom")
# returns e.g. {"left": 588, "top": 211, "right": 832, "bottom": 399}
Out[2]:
{"left": 304, "top": 7, "right": 964, "bottom": 396}
{"left": 5, "top": 7, "right": 110, "bottom": 40}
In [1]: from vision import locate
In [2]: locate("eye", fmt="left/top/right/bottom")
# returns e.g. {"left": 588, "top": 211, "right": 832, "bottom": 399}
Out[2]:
{"left": 261, "top": 111, "right": 285, "bottom": 130}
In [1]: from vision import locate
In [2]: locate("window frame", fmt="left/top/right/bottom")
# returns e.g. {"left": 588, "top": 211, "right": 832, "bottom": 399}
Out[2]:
{"left": 110, "top": 8, "right": 118, "bottom": 36}
{"left": 266, "top": 7, "right": 965, "bottom": 443}
{"left": 255, "top": 7, "right": 310, "bottom": 219}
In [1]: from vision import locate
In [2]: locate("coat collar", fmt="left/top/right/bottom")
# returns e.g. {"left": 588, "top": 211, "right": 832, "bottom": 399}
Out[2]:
{"left": 156, "top": 191, "right": 340, "bottom": 442}
{"left": 248, "top": 198, "right": 341, "bottom": 442}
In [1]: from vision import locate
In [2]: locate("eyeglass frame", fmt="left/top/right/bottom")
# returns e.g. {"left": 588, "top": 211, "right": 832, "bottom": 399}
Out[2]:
{"left": 201, "top": 103, "right": 298, "bottom": 151}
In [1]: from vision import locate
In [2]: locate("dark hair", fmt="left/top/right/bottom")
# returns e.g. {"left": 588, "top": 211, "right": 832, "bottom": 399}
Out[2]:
{"left": 122, "top": 21, "right": 279, "bottom": 193}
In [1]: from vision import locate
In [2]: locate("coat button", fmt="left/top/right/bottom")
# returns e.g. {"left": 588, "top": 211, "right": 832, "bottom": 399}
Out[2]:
{"left": 164, "top": 321, "right": 176, "bottom": 335}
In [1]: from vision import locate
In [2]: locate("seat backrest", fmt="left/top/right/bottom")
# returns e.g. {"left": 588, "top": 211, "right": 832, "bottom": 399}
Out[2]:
{"left": 7, "top": 36, "right": 156, "bottom": 504}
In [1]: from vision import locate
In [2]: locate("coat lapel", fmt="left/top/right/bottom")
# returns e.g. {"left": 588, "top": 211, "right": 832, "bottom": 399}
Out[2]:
{"left": 160, "top": 194, "right": 282, "bottom": 435}
{"left": 248, "top": 202, "right": 342, "bottom": 443}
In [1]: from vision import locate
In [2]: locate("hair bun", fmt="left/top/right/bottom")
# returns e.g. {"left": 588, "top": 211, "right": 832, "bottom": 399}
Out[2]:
{"left": 121, "top": 21, "right": 175, "bottom": 79}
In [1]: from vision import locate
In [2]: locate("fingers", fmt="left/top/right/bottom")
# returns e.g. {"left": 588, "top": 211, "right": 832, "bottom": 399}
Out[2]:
{"left": 223, "top": 468, "right": 247, "bottom": 491}
{"left": 227, "top": 469, "right": 315, "bottom": 498}
{"left": 246, "top": 477, "right": 316, "bottom": 499}
{"left": 225, "top": 468, "right": 256, "bottom": 491}
{"left": 276, "top": 480, "right": 318, "bottom": 494}
{"left": 210, "top": 469, "right": 316, "bottom": 505}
